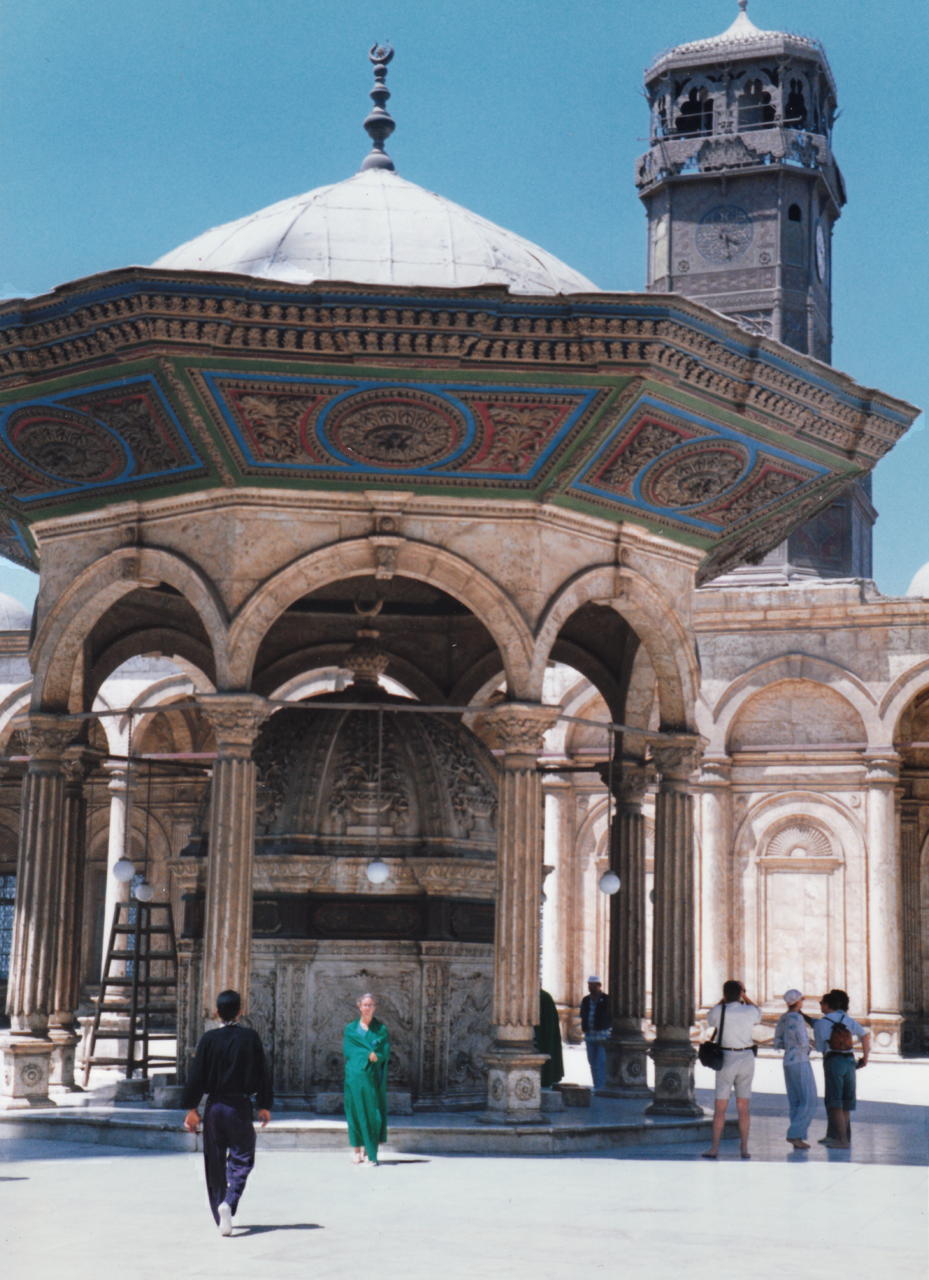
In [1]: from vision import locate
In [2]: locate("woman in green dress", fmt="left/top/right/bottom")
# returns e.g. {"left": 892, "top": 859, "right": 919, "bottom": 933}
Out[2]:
{"left": 343, "top": 992, "right": 390, "bottom": 1166}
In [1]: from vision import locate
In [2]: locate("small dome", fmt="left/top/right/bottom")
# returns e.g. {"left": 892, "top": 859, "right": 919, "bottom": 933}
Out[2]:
{"left": 0, "top": 591, "right": 31, "bottom": 630}
{"left": 152, "top": 168, "right": 599, "bottom": 297}
{"left": 906, "top": 564, "right": 929, "bottom": 598}
{"left": 647, "top": 1, "right": 828, "bottom": 79}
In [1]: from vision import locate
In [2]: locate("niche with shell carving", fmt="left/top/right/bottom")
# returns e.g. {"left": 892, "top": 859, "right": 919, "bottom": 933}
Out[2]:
{"left": 755, "top": 817, "right": 844, "bottom": 1004}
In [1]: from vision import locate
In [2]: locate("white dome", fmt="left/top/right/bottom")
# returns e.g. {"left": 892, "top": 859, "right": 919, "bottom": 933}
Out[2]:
{"left": 906, "top": 564, "right": 929, "bottom": 598}
{"left": 152, "top": 168, "right": 599, "bottom": 297}
{"left": 0, "top": 592, "right": 31, "bottom": 630}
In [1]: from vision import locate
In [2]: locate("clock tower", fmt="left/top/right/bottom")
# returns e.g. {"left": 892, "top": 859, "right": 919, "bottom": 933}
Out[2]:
{"left": 637, "top": 2, "right": 874, "bottom": 582}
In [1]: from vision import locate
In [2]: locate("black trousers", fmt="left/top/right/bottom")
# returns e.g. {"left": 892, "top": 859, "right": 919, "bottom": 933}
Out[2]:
{"left": 202, "top": 1097, "right": 256, "bottom": 1223}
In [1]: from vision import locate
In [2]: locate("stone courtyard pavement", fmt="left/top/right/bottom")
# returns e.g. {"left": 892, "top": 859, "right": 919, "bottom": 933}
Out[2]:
{"left": 2, "top": 1054, "right": 926, "bottom": 1280}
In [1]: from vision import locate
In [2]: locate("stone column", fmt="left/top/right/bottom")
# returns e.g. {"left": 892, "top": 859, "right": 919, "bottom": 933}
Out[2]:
{"left": 541, "top": 778, "right": 571, "bottom": 1014}
{"left": 864, "top": 754, "right": 903, "bottom": 1053}
{"left": 100, "top": 762, "right": 131, "bottom": 979}
{"left": 481, "top": 703, "right": 559, "bottom": 1121}
{"left": 199, "top": 694, "right": 269, "bottom": 1023}
{"left": 600, "top": 761, "right": 651, "bottom": 1097}
{"left": 48, "top": 748, "right": 96, "bottom": 1091}
{"left": 899, "top": 801, "right": 921, "bottom": 1052}
{"left": 1, "top": 714, "right": 79, "bottom": 1108}
{"left": 646, "top": 737, "right": 702, "bottom": 1117}
{"left": 695, "top": 756, "right": 732, "bottom": 1012}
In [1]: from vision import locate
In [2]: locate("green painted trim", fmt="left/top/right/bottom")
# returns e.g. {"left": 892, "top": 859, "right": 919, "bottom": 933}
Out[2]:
{"left": 0, "top": 356, "right": 167, "bottom": 404}
{"left": 170, "top": 353, "right": 633, "bottom": 390}
{"left": 639, "top": 380, "right": 858, "bottom": 473}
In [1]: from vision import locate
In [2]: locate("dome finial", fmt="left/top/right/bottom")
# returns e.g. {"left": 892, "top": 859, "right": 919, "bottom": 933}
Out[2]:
{"left": 738, "top": 0, "right": 749, "bottom": 11}
{"left": 361, "top": 43, "right": 396, "bottom": 172}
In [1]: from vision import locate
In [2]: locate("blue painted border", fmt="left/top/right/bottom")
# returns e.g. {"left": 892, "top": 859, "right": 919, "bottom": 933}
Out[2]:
{"left": 0, "top": 374, "right": 203, "bottom": 502}
{"left": 573, "top": 394, "right": 831, "bottom": 533}
{"left": 202, "top": 371, "right": 600, "bottom": 480}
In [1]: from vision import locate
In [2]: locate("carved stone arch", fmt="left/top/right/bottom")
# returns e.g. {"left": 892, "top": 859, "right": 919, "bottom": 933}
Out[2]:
{"left": 712, "top": 652, "right": 876, "bottom": 741}
{"left": 31, "top": 546, "right": 228, "bottom": 711}
{"left": 226, "top": 538, "right": 534, "bottom": 695}
{"left": 881, "top": 659, "right": 929, "bottom": 740}
{"left": 625, "top": 644, "right": 658, "bottom": 737}
{"left": 546, "top": 639, "right": 626, "bottom": 723}
{"left": 673, "top": 73, "right": 716, "bottom": 109}
{"left": 543, "top": 670, "right": 606, "bottom": 757}
{"left": 714, "top": 654, "right": 874, "bottom": 755}
{"left": 554, "top": 681, "right": 610, "bottom": 760}
{"left": 131, "top": 683, "right": 211, "bottom": 758}
{"left": 726, "top": 678, "right": 867, "bottom": 753}
{"left": 90, "top": 629, "right": 216, "bottom": 703}
{"left": 531, "top": 565, "right": 698, "bottom": 731}
{"left": 448, "top": 651, "right": 506, "bottom": 709}
{"left": 732, "top": 789, "right": 865, "bottom": 870}
{"left": 575, "top": 793, "right": 610, "bottom": 868}
{"left": 0, "top": 686, "right": 30, "bottom": 746}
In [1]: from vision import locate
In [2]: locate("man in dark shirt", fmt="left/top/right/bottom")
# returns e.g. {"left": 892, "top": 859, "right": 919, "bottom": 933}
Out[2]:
{"left": 183, "top": 989, "right": 273, "bottom": 1236}
{"left": 579, "top": 975, "right": 611, "bottom": 1090}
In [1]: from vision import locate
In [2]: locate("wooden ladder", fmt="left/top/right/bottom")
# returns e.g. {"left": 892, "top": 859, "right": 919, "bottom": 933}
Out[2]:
{"left": 82, "top": 899, "right": 179, "bottom": 1087}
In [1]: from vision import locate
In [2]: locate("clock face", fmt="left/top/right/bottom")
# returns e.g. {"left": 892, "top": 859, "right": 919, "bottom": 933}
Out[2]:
{"left": 696, "top": 205, "right": 754, "bottom": 264}
{"left": 815, "top": 222, "right": 827, "bottom": 281}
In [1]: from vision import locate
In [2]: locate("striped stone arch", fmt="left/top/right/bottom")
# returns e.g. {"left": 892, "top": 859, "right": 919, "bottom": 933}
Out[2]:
{"left": 707, "top": 652, "right": 878, "bottom": 756}
{"left": 31, "top": 546, "right": 228, "bottom": 711}
{"left": 225, "top": 536, "right": 535, "bottom": 695}
{"left": 531, "top": 563, "right": 699, "bottom": 731}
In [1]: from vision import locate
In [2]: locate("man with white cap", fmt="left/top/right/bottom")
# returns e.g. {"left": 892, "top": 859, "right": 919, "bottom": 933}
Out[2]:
{"left": 579, "top": 976, "right": 611, "bottom": 1090}
{"left": 773, "top": 988, "right": 815, "bottom": 1150}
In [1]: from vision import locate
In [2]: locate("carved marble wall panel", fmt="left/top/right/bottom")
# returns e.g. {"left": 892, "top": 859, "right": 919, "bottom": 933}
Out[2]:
{"left": 239, "top": 939, "right": 492, "bottom": 1103}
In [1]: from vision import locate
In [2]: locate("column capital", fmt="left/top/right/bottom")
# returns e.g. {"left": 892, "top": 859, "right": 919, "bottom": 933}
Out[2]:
{"left": 696, "top": 754, "right": 731, "bottom": 787}
{"left": 200, "top": 693, "right": 270, "bottom": 756}
{"left": 864, "top": 752, "right": 900, "bottom": 784}
{"left": 650, "top": 734, "right": 703, "bottom": 784}
{"left": 596, "top": 761, "right": 650, "bottom": 807}
{"left": 25, "top": 713, "right": 83, "bottom": 762}
{"left": 478, "top": 702, "right": 560, "bottom": 760}
{"left": 620, "top": 762, "right": 651, "bottom": 807}
{"left": 61, "top": 745, "right": 101, "bottom": 787}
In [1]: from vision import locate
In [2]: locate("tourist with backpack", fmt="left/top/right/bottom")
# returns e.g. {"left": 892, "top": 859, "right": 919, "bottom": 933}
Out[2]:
{"left": 813, "top": 989, "right": 871, "bottom": 1149}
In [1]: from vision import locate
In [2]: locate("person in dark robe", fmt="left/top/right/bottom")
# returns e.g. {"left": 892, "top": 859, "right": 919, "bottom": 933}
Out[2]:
{"left": 182, "top": 989, "right": 272, "bottom": 1236}
{"left": 533, "top": 989, "right": 565, "bottom": 1087}
{"left": 343, "top": 992, "right": 390, "bottom": 1166}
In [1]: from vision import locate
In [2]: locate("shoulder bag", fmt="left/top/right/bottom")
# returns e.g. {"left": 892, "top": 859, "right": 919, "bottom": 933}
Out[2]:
{"left": 698, "top": 1004, "right": 726, "bottom": 1071}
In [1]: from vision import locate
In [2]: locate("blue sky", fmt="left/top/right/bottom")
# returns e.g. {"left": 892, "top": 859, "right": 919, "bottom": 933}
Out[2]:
{"left": 1, "top": 0, "right": 926, "bottom": 607}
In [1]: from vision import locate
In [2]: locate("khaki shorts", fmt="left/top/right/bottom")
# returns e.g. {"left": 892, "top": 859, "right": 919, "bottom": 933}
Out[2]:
{"left": 714, "top": 1049, "right": 756, "bottom": 1100}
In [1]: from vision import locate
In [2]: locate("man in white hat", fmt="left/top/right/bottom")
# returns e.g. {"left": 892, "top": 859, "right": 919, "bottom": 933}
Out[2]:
{"left": 773, "top": 988, "right": 815, "bottom": 1150}
{"left": 579, "top": 976, "right": 610, "bottom": 1090}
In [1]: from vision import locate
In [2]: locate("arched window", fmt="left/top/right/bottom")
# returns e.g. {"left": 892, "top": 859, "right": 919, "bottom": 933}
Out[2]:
{"left": 738, "top": 78, "right": 775, "bottom": 130}
{"left": 675, "top": 86, "right": 714, "bottom": 136}
{"left": 788, "top": 203, "right": 803, "bottom": 223}
{"left": 785, "top": 78, "right": 808, "bottom": 128}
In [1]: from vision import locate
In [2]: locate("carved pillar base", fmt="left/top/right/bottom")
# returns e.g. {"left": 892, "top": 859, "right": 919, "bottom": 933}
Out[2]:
{"left": 645, "top": 1039, "right": 702, "bottom": 1116}
{"left": 0, "top": 1036, "right": 55, "bottom": 1109}
{"left": 599, "top": 1024, "right": 652, "bottom": 1098}
{"left": 48, "top": 1027, "right": 82, "bottom": 1092}
{"left": 480, "top": 1050, "right": 549, "bottom": 1123}
{"left": 866, "top": 1013, "right": 903, "bottom": 1058}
